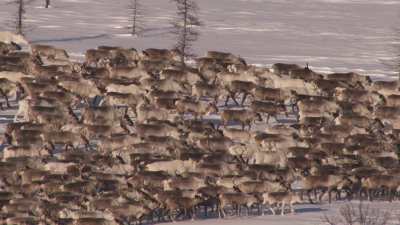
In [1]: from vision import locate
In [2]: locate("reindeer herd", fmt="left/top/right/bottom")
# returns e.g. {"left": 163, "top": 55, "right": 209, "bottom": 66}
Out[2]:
{"left": 0, "top": 33, "right": 399, "bottom": 225}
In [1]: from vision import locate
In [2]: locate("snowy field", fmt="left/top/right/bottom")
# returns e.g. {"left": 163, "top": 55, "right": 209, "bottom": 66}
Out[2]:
{"left": 1, "top": 0, "right": 400, "bottom": 79}
{"left": 163, "top": 201, "right": 400, "bottom": 225}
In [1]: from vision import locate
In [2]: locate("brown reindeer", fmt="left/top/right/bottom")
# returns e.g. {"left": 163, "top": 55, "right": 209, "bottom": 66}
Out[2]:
{"left": 220, "top": 109, "right": 262, "bottom": 130}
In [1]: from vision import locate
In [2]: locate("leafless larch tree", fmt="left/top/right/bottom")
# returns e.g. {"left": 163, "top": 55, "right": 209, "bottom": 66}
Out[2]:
{"left": 9, "top": 0, "right": 34, "bottom": 35}
{"left": 128, "top": 0, "right": 143, "bottom": 36}
{"left": 16, "top": 0, "right": 25, "bottom": 35}
{"left": 45, "top": 0, "right": 50, "bottom": 8}
{"left": 171, "top": 0, "right": 201, "bottom": 68}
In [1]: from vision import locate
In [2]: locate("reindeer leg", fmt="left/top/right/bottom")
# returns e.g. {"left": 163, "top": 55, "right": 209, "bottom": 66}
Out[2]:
{"left": 269, "top": 205, "right": 276, "bottom": 215}
{"left": 81, "top": 135, "right": 92, "bottom": 151}
{"left": 292, "top": 103, "right": 299, "bottom": 113}
{"left": 0, "top": 89, "right": 10, "bottom": 108}
{"left": 120, "top": 121, "right": 131, "bottom": 134}
{"left": 123, "top": 107, "right": 134, "bottom": 126}
{"left": 328, "top": 188, "right": 332, "bottom": 204}
{"left": 191, "top": 206, "right": 196, "bottom": 220}
{"left": 183, "top": 208, "right": 188, "bottom": 220}
{"left": 222, "top": 207, "right": 226, "bottom": 218}
{"left": 15, "top": 88, "right": 21, "bottom": 102}
{"left": 260, "top": 203, "right": 265, "bottom": 216}
{"left": 345, "top": 188, "right": 353, "bottom": 201}
{"left": 124, "top": 113, "right": 134, "bottom": 126}
{"left": 230, "top": 92, "right": 239, "bottom": 106}
{"left": 241, "top": 93, "right": 248, "bottom": 106}
{"left": 368, "top": 189, "right": 373, "bottom": 202}
{"left": 168, "top": 210, "right": 174, "bottom": 222}
{"left": 4, "top": 93, "right": 10, "bottom": 109}
{"left": 218, "top": 203, "right": 224, "bottom": 219}
{"left": 336, "top": 189, "right": 341, "bottom": 201}
{"left": 68, "top": 106, "right": 79, "bottom": 123}
{"left": 300, "top": 190, "right": 304, "bottom": 201}
{"left": 307, "top": 190, "right": 314, "bottom": 204}
{"left": 273, "top": 115, "right": 279, "bottom": 123}
{"left": 273, "top": 142, "right": 278, "bottom": 152}
{"left": 214, "top": 96, "right": 219, "bottom": 105}
{"left": 156, "top": 209, "right": 163, "bottom": 222}
{"left": 290, "top": 202, "right": 295, "bottom": 214}
{"left": 224, "top": 95, "right": 230, "bottom": 106}
{"left": 388, "top": 188, "right": 393, "bottom": 202}
{"left": 313, "top": 189, "right": 318, "bottom": 202}
{"left": 91, "top": 95, "right": 98, "bottom": 107}
{"left": 49, "top": 142, "right": 56, "bottom": 152}
{"left": 319, "top": 189, "right": 326, "bottom": 203}
{"left": 359, "top": 188, "right": 365, "bottom": 201}
{"left": 281, "top": 202, "right": 285, "bottom": 216}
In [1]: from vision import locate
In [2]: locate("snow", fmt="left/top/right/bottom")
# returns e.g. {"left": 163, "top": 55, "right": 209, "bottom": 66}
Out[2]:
{"left": 1, "top": 0, "right": 400, "bottom": 224}
{"left": 162, "top": 201, "right": 400, "bottom": 225}
{"left": 0, "top": 0, "right": 399, "bottom": 79}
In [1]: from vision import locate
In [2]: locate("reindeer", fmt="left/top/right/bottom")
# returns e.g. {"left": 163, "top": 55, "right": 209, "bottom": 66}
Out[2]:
{"left": 262, "top": 191, "right": 302, "bottom": 215}
{"left": 0, "top": 78, "right": 17, "bottom": 109}
{"left": 31, "top": 44, "right": 69, "bottom": 60}
{"left": 141, "top": 48, "right": 181, "bottom": 62}
{"left": 217, "top": 192, "right": 259, "bottom": 218}
{"left": 0, "top": 31, "right": 29, "bottom": 45}
{"left": 220, "top": 109, "right": 262, "bottom": 130}
{"left": 85, "top": 48, "right": 121, "bottom": 67}
{"left": 271, "top": 63, "right": 301, "bottom": 75}
{"left": 175, "top": 98, "right": 218, "bottom": 120}
{"left": 192, "top": 81, "right": 222, "bottom": 103}
{"left": 0, "top": 41, "right": 21, "bottom": 55}
{"left": 301, "top": 175, "right": 352, "bottom": 204}
{"left": 289, "top": 65, "right": 323, "bottom": 82}
{"left": 250, "top": 100, "right": 287, "bottom": 123}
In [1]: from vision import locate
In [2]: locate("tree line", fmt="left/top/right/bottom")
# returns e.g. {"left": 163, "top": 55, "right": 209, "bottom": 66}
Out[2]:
{"left": 9, "top": 0, "right": 201, "bottom": 67}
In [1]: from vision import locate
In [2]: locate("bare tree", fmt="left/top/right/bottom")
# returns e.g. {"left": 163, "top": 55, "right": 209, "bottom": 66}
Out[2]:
{"left": 9, "top": 0, "right": 34, "bottom": 35}
{"left": 128, "top": 0, "right": 143, "bottom": 36}
{"left": 16, "top": 0, "right": 24, "bottom": 35}
{"left": 322, "top": 202, "right": 391, "bottom": 225}
{"left": 171, "top": 0, "right": 201, "bottom": 68}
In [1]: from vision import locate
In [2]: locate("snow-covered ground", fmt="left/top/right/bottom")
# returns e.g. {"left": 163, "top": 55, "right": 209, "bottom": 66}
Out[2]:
{"left": 1, "top": 0, "right": 400, "bottom": 79}
{"left": 161, "top": 201, "right": 400, "bottom": 225}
